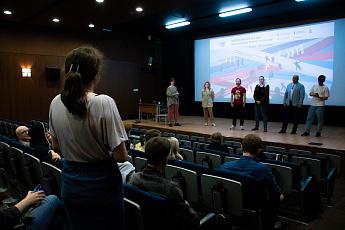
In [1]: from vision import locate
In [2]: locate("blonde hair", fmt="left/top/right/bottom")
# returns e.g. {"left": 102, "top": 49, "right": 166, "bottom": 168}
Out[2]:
{"left": 122, "top": 121, "right": 132, "bottom": 134}
{"left": 203, "top": 81, "right": 211, "bottom": 91}
{"left": 168, "top": 137, "right": 179, "bottom": 159}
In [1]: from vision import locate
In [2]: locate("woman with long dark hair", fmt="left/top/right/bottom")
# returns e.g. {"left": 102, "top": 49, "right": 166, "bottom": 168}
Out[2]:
{"left": 49, "top": 46, "right": 128, "bottom": 230}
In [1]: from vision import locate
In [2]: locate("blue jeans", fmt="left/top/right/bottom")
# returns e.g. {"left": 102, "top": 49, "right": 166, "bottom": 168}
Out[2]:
{"left": 305, "top": 106, "right": 325, "bottom": 133}
{"left": 254, "top": 105, "right": 267, "bottom": 129}
{"left": 27, "top": 195, "right": 64, "bottom": 230}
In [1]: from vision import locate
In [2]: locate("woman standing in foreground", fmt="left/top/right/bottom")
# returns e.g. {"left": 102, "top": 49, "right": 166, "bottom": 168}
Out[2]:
{"left": 49, "top": 46, "right": 128, "bottom": 230}
{"left": 202, "top": 81, "right": 215, "bottom": 126}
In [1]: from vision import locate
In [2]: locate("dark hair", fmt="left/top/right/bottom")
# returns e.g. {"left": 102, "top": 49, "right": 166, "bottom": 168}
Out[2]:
{"left": 242, "top": 134, "right": 262, "bottom": 155}
{"left": 318, "top": 75, "right": 326, "bottom": 82}
{"left": 259, "top": 76, "right": 264, "bottom": 79}
{"left": 61, "top": 46, "right": 103, "bottom": 117}
{"left": 170, "top": 78, "right": 175, "bottom": 82}
{"left": 145, "top": 137, "right": 170, "bottom": 166}
{"left": 236, "top": 78, "right": 241, "bottom": 83}
{"left": 139, "top": 129, "right": 161, "bottom": 147}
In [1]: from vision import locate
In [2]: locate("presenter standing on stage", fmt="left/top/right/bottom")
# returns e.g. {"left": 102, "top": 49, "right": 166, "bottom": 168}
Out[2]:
{"left": 301, "top": 75, "right": 329, "bottom": 137}
{"left": 230, "top": 78, "right": 246, "bottom": 130}
{"left": 202, "top": 81, "right": 216, "bottom": 126}
{"left": 279, "top": 75, "right": 305, "bottom": 134}
{"left": 166, "top": 78, "right": 181, "bottom": 127}
{"left": 252, "top": 76, "right": 269, "bottom": 132}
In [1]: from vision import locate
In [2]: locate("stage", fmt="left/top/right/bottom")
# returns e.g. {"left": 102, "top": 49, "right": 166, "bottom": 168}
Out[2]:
{"left": 131, "top": 115, "right": 345, "bottom": 177}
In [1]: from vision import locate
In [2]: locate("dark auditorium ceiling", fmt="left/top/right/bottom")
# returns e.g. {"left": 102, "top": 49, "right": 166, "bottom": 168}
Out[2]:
{"left": 0, "top": 0, "right": 344, "bottom": 38}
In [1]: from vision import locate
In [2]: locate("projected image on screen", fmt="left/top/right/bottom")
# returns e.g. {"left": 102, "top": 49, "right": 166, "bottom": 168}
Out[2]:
{"left": 195, "top": 18, "right": 345, "bottom": 106}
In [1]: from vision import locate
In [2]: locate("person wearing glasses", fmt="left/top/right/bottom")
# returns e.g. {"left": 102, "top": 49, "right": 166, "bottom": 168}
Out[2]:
{"left": 15, "top": 126, "right": 31, "bottom": 146}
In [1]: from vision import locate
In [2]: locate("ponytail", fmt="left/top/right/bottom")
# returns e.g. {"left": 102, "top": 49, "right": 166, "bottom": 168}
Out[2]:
{"left": 61, "top": 70, "right": 87, "bottom": 117}
{"left": 60, "top": 46, "right": 103, "bottom": 117}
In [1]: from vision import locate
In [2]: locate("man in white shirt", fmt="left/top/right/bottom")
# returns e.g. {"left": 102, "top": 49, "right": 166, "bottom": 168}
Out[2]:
{"left": 301, "top": 75, "right": 329, "bottom": 137}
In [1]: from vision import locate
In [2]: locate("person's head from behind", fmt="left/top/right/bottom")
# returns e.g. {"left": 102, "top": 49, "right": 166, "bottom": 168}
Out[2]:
{"left": 168, "top": 137, "right": 179, "bottom": 159}
{"left": 139, "top": 129, "right": 161, "bottom": 146}
{"left": 122, "top": 121, "right": 132, "bottom": 136}
{"left": 61, "top": 46, "right": 103, "bottom": 117}
{"left": 211, "top": 132, "right": 223, "bottom": 144}
{"left": 145, "top": 137, "right": 170, "bottom": 167}
{"left": 16, "top": 126, "right": 31, "bottom": 141}
{"left": 242, "top": 134, "right": 262, "bottom": 157}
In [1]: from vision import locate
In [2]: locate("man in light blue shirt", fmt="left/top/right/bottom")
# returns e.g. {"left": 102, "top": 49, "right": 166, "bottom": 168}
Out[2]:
{"left": 279, "top": 75, "right": 305, "bottom": 134}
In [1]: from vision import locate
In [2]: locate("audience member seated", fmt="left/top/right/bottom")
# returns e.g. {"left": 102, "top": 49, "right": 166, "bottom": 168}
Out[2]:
{"left": 206, "top": 132, "right": 229, "bottom": 154}
{"left": 134, "top": 129, "right": 161, "bottom": 152}
{"left": 123, "top": 121, "right": 134, "bottom": 150}
{"left": 0, "top": 191, "right": 64, "bottom": 230}
{"left": 15, "top": 126, "right": 31, "bottom": 146}
{"left": 221, "top": 134, "right": 284, "bottom": 230}
{"left": 28, "top": 122, "right": 63, "bottom": 169}
{"left": 118, "top": 121, "right": 136, "bottom": 183}
{"left": 168, "top": 137, "right": 183, "bottom": 160}
{"left": 130, "top": 137, "right": 199, "bottom": 230}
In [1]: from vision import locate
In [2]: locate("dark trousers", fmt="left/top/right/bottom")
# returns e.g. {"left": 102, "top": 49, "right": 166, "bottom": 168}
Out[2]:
{"left": 281, "top": 102, "right": 300, "bottom": 132}
{"left": 232, "top": 104, "right": 244, "bottom": 126}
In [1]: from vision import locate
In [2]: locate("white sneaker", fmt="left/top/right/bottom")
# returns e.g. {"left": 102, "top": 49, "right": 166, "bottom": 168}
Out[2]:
{"left": 230, "top": 125, "right": 235, "bottom": 130}
{"left": 205, "top": 123, "right": 208, "bottom": 126}
{"left": 212, "top": 123, "right": 216, "bottom": 127}
{"left": 240, "top": 125, "right": 244, "bottom": 130}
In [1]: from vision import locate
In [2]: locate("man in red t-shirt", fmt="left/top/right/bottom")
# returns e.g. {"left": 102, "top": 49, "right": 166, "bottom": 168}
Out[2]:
{"left": 230, "top": 78, "right": 246, "bottom": 130}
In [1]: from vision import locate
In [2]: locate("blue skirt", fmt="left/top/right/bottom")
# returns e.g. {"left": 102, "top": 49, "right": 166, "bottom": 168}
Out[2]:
{"left": 61, "top": 160, "right": 125, "bottom": 230}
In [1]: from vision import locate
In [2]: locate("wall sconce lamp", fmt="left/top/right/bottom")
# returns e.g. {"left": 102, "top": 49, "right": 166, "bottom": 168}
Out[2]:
{"left": 22, "top": 68, "right": 31, "bottom": 77}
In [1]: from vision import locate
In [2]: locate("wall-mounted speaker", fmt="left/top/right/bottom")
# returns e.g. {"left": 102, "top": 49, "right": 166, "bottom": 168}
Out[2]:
{"left": 46, "top": 67, "right": 61, "bottom": 80}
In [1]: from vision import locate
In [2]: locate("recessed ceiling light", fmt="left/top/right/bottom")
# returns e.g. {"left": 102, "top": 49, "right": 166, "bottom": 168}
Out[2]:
{"left": 96, "top": 0, "right": 104, "bottom": 2}
{"left": 53, "top": 18, "right": 59, "bottom": 22}
{"left": 136, "top": 7, "right": 143, "bottom": 12}
{"left": 89, "top": 24, "right": 95, "bottom": 28}
{"left": 4, "top": 10, "right": 12, "bottom": 15}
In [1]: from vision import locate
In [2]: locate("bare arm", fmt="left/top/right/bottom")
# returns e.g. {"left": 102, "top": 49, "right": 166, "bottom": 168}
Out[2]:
{"left": 230, "top": 93, "right": 234, "bottom": 107}
{"left": 112, "top": 141, "right": 128, "bottom": 163}
{"left": 51, "top": 135, "right": 61, "bottom": 154}
{"left": 15, "top": 191, "right": 45, "bottom": 213}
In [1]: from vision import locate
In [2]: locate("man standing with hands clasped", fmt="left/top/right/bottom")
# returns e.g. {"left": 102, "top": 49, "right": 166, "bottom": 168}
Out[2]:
{"left": 279, "top": 75, "right": 305, "bottom": 134}
{"left": 301, "top": 75, "right": 329, "bottom": 137}
{"left": 252, "top": 76, "right": 269, "bottom": 132}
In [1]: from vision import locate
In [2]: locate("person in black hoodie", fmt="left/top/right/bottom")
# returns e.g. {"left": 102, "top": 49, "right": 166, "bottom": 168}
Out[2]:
{"left": 29, "top": 122, "right": 63, "bottom": 169}
{"left": 207, "top": 132, "right": 229, "bottom": 154}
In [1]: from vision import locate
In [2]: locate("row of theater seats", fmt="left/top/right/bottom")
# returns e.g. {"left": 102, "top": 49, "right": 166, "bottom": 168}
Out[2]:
{"left": 0, "top": 135, "right": 62, "bottom": 203}
{"left": 128, "top": 129, "right": 340, "bottom": 222}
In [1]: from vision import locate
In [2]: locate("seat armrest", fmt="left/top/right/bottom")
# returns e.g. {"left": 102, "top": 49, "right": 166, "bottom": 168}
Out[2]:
{"left": 199, "top": 213, "right": 216, "bottom": 229}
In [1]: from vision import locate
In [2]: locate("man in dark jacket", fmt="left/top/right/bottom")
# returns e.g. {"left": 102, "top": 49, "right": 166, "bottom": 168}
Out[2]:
{"left": 130, "top": 137, "right": 199, "bottom": 230}
{"left": 252, "top": 76, "right": 269, "bottom": 132}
